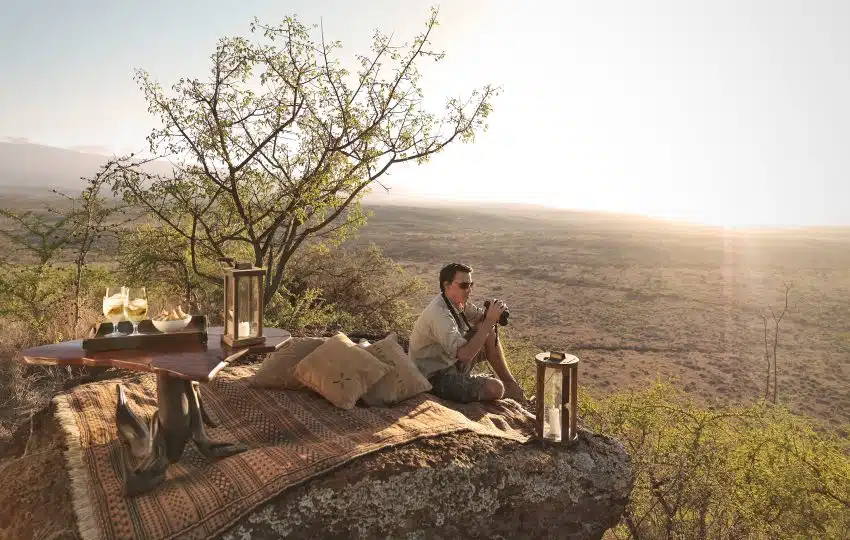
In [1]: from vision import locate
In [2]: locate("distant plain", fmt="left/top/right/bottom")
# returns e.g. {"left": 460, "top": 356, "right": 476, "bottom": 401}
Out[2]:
{"left": 1, "top": 164, "right": 848, "bottom": 429}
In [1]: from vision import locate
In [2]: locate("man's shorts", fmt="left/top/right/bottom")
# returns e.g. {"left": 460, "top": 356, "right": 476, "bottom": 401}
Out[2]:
{"left": 429, "top": 363, "right": 498, "bottom": 403}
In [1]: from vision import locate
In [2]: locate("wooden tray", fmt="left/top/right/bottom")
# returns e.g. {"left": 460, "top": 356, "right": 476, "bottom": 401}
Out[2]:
{"left": 83, "top": 315, "right": 208, "bottom": 352}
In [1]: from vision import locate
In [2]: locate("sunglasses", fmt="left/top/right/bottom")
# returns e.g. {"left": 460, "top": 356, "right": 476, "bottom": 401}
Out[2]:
{"left": 455, "top": 281, "right": 474, "bottom": 290}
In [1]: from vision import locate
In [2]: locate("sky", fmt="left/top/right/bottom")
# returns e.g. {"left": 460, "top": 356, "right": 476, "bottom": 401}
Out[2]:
{"left": 1, "top": 0, "right": 849, "bottom": 228}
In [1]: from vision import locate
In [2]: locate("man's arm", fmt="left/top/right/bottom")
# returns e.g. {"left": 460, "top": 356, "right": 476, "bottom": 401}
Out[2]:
{"left": 455, "top": 299, "right": 506, "bottom": 363}
{"left": 455, "top": 321, "right": 494, "bottom": 363}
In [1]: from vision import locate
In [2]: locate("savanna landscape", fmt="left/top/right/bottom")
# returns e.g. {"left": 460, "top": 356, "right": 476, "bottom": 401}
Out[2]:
{"left": 1, "top": 4, "right": 849, "bottom": 538}
{"left": 1, "top": 194, "right": 849, "bottom": 539}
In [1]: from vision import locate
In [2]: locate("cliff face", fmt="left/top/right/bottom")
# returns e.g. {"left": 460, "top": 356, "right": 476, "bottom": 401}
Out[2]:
{"left": 219, "top": 430, "right": 633, "bottom": 540}
{"left": 0, "top": 401, "right": 632, "bottom": 540}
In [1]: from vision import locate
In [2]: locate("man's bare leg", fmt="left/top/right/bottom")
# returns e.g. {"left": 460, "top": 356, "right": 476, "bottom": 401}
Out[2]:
{"left": 483, "top": 331, "right": 526, "bottom": 401}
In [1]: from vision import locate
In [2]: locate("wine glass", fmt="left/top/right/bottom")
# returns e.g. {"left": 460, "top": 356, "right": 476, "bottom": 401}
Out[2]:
{"left": 123, "top": 287, "right": 148, "bottom": 336}
{"left": 102, "top": 286, "right": 127, "bottom": 337}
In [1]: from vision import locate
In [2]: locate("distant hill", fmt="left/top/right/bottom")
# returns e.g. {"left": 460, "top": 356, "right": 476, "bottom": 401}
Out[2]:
{"left": 0, "top": 141, "right": 179, "bottom": 195}
{"left": 8, "top": 141, "right": 842, "bottom": 236}
{"left": 0, "top": 141, "right": 414, "bottom": 204}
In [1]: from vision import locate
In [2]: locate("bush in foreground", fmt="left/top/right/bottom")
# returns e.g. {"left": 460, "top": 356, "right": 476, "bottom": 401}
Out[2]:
{"left": 578, "top": 381, "right": 850, "bottom": 539}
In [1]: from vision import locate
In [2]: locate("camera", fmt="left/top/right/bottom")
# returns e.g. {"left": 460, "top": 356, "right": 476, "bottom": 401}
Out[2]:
{"left": 483, "top": 300, "right": 510, "bottom": 326}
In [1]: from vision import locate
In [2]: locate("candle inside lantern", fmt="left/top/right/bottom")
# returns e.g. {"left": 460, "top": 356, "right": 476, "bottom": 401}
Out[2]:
{"left": 547, "top": 407, "right": 561, "bottom": 440}
{"left": 238, "top": 321, "right": 250, "bottom": 337}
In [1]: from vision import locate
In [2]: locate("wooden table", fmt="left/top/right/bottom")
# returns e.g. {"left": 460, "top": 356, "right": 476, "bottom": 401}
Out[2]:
{"left": 22, "top": 326, "right": 291, "bottom": 496}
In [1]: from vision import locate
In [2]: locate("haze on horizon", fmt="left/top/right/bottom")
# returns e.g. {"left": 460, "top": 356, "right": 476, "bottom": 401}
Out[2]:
{"left": 2, "top": 0, "right": 849, "bottom": 229}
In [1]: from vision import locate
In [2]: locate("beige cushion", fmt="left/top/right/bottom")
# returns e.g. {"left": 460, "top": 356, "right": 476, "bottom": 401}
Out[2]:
{"left": 361, "top": 333, "right": 433, "bottom": 407}
{"left": 294, "top": 333, "right": 393, "bottom": 410}
{"left": 249, "top": 337, "right": 326, "bottom": 390}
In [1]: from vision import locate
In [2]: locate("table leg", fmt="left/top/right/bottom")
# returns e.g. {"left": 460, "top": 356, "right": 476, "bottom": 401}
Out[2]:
{"left": 188, "top": 381, "right": 248, "bottom": 459}
{"left": 116, "top": 384, "right": 149, "bottom": 459}
{"left": 158, "top": 374, "right": 192, "bottom": 462}
{"left": 198, "top": 384, "right": 218, "bottom": 428}
{"left": 122, "top": 410, "right": 169, "bottom": 496}
{"left": 116, "top": 374, "right": 247, "bottom": 496}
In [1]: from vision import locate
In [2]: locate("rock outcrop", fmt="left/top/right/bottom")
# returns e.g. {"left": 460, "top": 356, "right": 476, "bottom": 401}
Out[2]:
{"left": 1, "top": 400, "right": 632, "bottom": 540}
{"left": 219, "top": 430, "right": 633, "bottom": 540}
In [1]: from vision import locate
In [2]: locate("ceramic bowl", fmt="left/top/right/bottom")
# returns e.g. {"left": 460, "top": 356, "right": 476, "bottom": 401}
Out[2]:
{"left": 151, "top": 316, "right": 192, "bottom": 333}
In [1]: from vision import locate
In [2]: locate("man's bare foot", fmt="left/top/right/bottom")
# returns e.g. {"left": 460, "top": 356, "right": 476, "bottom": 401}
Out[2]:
{"left": 502, "top": 380, "right": 526, "bottom": 402}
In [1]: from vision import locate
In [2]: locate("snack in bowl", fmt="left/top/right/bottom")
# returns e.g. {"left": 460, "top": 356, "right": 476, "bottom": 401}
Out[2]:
{"left": 151, "top": 305, "right": 192, "bottom": 333}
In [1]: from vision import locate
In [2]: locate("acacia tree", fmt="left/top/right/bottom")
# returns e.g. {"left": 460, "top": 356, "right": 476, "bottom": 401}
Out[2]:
{"left": 0, "top": 205, "right": 76, "bottom": 331}
{"left": 762, "top": 282, "right": 792, "bottom": 404}
{"left": 60, "top": 163, "right": 132, "bottom": 334}
{"left": 0, "top": 164, "right": 120, "bottom": 336}
{"left": 110, "top": 8, "right": 497, "bottom": 304}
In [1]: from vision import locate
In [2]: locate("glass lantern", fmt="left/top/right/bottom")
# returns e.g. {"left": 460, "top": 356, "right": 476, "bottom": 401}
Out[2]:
{"left": 220, "top": 259, "right": 266, "bottom": 348}
{"left": 534, "top": 351, "right": 580, "bottom": 444}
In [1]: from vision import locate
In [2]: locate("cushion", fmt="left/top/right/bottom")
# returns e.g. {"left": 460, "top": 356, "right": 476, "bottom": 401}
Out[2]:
{"left": 361, "top": 333, "right": 433, "bottom": 407}
{"left": 294, "top": 332, "right": 393, "bottom": 409}
{"left": 249, "top": 337, "right": 327, "bottom": 390}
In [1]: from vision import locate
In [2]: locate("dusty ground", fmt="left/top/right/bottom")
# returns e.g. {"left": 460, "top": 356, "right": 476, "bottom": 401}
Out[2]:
{"left": 353, "top": 203, "right": 850, "bottom": 428}
{"left": 0, "top": 402, "right": 78, "bottom": 540}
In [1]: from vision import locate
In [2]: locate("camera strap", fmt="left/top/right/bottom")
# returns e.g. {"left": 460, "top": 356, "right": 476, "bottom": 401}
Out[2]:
{"left": 441, "top": 292, "right": 472, "bottom": 333}
{"left": 442, "top": 292, "right": 500, "bottom": 346}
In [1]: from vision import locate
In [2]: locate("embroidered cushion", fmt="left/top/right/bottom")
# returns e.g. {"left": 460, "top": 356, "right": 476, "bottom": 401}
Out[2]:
{"left": 294, "top": 332, "right": 392, "bottom": 409}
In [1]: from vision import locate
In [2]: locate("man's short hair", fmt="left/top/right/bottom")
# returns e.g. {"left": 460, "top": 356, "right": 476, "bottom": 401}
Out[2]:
{"left": 439, "top": 263, "right": 473, "bottom": 293}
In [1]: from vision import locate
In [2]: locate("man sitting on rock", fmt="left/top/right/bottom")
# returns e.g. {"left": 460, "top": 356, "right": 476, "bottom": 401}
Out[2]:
{"left": 409, "top": 262, "right": 526, "bottom": 403}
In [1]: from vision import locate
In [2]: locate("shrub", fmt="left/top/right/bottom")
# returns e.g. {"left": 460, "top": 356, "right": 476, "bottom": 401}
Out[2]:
{"left": 579, "top": 380, "right": 850, "bottom": 539}
{"left": 278, "top": 243, "right": 426, "bottom": 336}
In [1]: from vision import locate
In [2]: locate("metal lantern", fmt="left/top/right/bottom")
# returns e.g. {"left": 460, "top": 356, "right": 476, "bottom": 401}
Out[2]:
{"left": 534, "top": 351, "right": 580, "bottom": 444}
{"left": 220, "top": 259, "right": 266, "bottom": 348}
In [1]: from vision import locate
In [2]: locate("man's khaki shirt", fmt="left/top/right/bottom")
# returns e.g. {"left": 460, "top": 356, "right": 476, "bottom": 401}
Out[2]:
{"left": 408, "top": 294, "right": 484, "bottom": 379}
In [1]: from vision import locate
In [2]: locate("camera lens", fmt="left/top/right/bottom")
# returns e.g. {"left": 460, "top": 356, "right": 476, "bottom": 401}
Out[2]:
{"left": 484, "top": 300, "right": 510, "bottom": 326}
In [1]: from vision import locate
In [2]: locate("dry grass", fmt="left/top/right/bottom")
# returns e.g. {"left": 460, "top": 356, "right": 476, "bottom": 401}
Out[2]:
{"left": 0, "top": 311, "right": 105, "bottom": 445}
{"left": 353, "top": 204, "right": 850, "bottom": 429}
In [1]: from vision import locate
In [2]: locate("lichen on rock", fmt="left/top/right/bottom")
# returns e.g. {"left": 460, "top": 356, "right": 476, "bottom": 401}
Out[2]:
{"left": 219, "top": 429, "right": 633, "bottom": 540}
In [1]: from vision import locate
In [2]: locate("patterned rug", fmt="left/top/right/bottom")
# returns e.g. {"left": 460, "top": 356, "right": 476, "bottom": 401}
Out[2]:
{"left": 54, "top": 365, "right": 535, "bottom": 540}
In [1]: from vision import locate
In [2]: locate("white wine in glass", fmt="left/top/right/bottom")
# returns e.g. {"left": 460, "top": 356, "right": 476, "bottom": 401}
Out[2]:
{"left": 103, "top": 286, "right": 127, "bottom": 337}
{"left": 123, "top": 287, "right": 148, "bottom": 336}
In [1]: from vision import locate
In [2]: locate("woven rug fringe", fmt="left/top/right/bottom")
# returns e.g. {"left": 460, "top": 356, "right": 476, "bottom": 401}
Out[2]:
{"left": 54, "top": 394, "right": 101, "bottom": 540}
